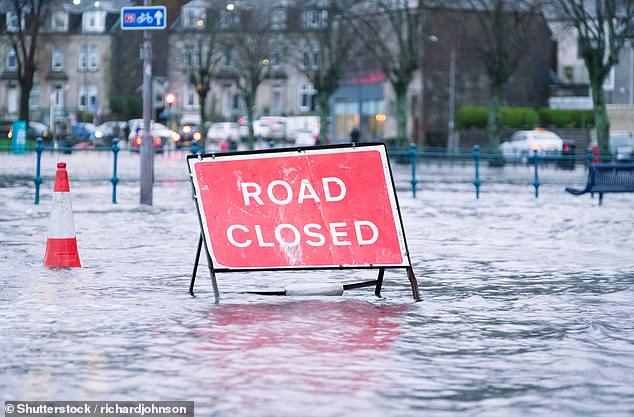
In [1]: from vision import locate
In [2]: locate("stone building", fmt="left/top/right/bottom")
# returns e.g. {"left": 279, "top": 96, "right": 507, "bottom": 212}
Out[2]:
{"left": 0, "top": 0, "right": 127, "bottom": 128}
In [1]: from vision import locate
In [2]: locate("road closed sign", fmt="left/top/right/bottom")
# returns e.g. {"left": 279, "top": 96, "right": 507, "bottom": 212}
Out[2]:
{"left": 188, "top": 144, "right": 410, "bottom": 271}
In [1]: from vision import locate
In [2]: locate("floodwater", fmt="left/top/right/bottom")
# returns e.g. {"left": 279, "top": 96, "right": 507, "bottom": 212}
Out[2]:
{"left": 1, "top": 151, "right": 634, "bottom": 416}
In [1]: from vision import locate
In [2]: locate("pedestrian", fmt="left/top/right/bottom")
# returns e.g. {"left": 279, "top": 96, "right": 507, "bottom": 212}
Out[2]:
{"left": 123, "top": 123, "right": 131, "bottom": 143}
{"left": 350, "top": 127, "right": 361, "bottom": 142}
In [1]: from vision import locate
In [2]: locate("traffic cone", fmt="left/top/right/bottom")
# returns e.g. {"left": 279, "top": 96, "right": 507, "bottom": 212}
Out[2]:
{"left": 44, "top": 162, "right": 81, "bottom": 268}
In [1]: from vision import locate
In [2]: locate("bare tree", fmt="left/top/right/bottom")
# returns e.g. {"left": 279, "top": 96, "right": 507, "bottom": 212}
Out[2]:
{"left": 222, "top": 6, "right": 271, "bottom": 147}
{"left": 291, "top": 0, "right": 356, "bottom": 144}
{"left": 466, "top": 0, "right": 543, "bottom": 157}
{"left": 180, "top": 8, "right": 222, "bottom": 145}
{"left": 349, "top": 0, "right": 427, "bottom": 145}
{"left": 553, "top": 0, "right": 634, "bottom": 159}
{"left": 6, "top": 0, "right": 53, "bottom": 123}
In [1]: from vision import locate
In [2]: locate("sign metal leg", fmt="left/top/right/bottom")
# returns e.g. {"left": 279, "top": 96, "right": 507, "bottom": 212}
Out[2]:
{"left": 375, "top": 268, "right": 385, "bottom": 297}
{"left": 205, "top": 247, "right": 220, "bottom": 301}
{"left": 406, "top": 267, "right": 421, "bottom": 301}
{"left": 195, "top": 234, "right": 220, "bottom": 301}
{"left": 189, "top": 234, "right": 203, "bottom": 296}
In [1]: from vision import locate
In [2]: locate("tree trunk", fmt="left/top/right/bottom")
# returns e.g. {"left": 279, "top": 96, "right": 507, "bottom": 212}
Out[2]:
{"left": 487, "top": 83, "right": 503, "bottom": 159}
{"left": 19, "top": 85, "right": 32, "bottom": 124}
{"left": 395, "top": 87, "right": 408, "bottom": 146}
{"left": 590, "top": 79, "right": 610, "bottom": 161}
{"left": 245, "top": 92, "right": 255, "bottom": 149}
{"left": 198, "top": 90, "right": 208, "bottom": 149}
{"left": 318, "top": 92, "right": 330, "bottom": 144}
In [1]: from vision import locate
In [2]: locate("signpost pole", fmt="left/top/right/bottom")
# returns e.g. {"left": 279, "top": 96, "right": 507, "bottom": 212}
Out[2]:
{"left": 120, "top": 4, "right": 167, "bottom": 205}
{"left": 140, "top": 0, "right": 153, "bottom": 205}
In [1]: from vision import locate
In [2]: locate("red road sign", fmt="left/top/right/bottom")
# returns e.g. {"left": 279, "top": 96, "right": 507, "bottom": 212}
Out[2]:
{"left": 188, "top": 144, "right": 409, "bottom": 271}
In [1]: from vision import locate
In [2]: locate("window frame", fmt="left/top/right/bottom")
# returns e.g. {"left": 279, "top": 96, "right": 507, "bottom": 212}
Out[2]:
{"left": 271, "top": 8, "right": 287, "bottom": 31}
{"left": 82, "top": 11, "right": 105, "bottom": 33}
{"left": 298, "top": 83, "right": 317, "bottom": 112}
{"left": 51, "top": 11, "right": 69, "bottom": 32}
{"left": 6, "top": 47, "right": 17, "bottom": 71}
{"left": 78, "top": 84, "right": 98, "bottom": 110}
{"left": 6, "top": 11, "right": 24, "bottom": 32}
{"left": 51, "top": 46, "right": 64, "bottom": 72}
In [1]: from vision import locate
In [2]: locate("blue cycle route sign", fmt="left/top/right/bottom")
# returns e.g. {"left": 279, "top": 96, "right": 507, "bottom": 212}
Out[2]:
{"left": 120, "top": 6, "right": 167, "bottom": 30}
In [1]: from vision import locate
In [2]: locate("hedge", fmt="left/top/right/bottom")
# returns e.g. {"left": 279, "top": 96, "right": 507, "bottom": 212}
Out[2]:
{"left": 456, "top": 106, "right": 488, "bottom": 129}
{"left": 457, "top": 106, "right": 594, "bottom": 129}
{"left": 538, "top": 108, "right": 594, "bottom": 128}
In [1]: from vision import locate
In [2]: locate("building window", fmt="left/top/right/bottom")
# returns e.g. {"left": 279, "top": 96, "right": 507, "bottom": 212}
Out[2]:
{"left": 361, "top": 99, "right": 385, "bottom": 138}
{"left": 220, "top": 10, "right": 239, "bottom": 29}
{"left": 79, "top": 44, "right": 98, "bottom": 72}
{"left": 185, "top": 42, "right": 201, "bottom": 69}
{"left": 223, "top": 50, "right": 232, "bottom": 68}
{"left": 182, "top": 7, "right": 206, "bottom": 28}
{"left": 6, "top": 11, "right": 24, "bottom": 32}
{"left": 29, "top": 85, "right": 39, "bottom": 109}
{"left": 270, "top": 45, "right": 283, "bottom": 69}
{"left": 271, "top": 9, "right": 287, "bottom": 30}
{"left": 82, "top": 11, "right": 105, "bottom": 32}
{"left": 6, "top": 48, "right": 17, "bottom": 71}
{"left": 301, "top": 44, "right": 319, "bottom": 70}
{"left": 184, "top": 84, "right": 199, "bottom": 109}
{"left": 272, "top": 86, "right": 282, "bottom": 115}
{"left": 52, "top": 85, "right": 64, "bottom": 107}
{"left": 301, "top": 9, "right": 328, "bottom": 29}
{"left": 79, "top": 84, "right": 98, "bottom": 110}
{"left": 52, "top": 46, "right": 64, "bottom": 72}
{"left": 7, "top": 85, "right": 18, "bottom": 115}
{"left": 334, "top": 100, "right": 358, "bottom": 140}
{"left": 299, "top": 83, "right": 317, "bottom": 112}
{"left": 51, "top": 11, "right": 68, "bottom": 31}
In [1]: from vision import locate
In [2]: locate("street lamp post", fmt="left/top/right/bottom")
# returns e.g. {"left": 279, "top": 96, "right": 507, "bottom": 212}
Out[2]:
{"left": 447, "top": 47, "right": 456, "bottom": 153}
{"left": 419, "top": 35, "right": 438, "bottom": 148}
{"left": 627, "top": 39, "right": 634, "bottom": 105}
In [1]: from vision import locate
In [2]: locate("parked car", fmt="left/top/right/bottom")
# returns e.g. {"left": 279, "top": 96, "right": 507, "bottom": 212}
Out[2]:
{"left": 588, "top": 131, "right": 634, "bottom": 163}
{"left": 69, "top": 122, "right": 96, "bottom": 143}
{"left": 7, "top": 121, "right": 51, "bottom": 142}
{"left": 500, "top": 129, "right": 563, "bottom": 162}
{"left": 294, "top": 129, "right": 319, "bottom": 147}
{"left": 129, "top": 121, "right": 177, "bottom": 152}
{"left": 174, "top": 123, "right": 203, "bottom": 149}
{"left": 286, "top": 116, "right": 319, "bottom": 143}
{"left": 94, "top": 121, "right": 128, "bottom": 145}
{"left": 255, "top": 116, "right": 287, "bottom": 141}
{"left": 207, "top": 122, "right": 241, "bottom": 143}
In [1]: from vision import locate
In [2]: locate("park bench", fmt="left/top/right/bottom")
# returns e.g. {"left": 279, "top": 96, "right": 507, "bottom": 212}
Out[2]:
{"left": 565, "top": 163, "right": 634, "bottom": 205}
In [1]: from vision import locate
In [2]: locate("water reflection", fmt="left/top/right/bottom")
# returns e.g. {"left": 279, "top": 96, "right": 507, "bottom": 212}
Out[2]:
{"left": 191, "top": 300, "right": 406, "bottom": 416}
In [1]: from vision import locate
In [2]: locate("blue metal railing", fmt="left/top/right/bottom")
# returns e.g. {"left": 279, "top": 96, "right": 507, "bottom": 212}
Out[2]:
{"left": 0, "top": 140, "right": 603, "bottom": 204}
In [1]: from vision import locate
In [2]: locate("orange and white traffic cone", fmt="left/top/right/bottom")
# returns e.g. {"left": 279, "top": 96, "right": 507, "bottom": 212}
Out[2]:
{"left": 44, "top": 162, "right": 81, "bottom": 268}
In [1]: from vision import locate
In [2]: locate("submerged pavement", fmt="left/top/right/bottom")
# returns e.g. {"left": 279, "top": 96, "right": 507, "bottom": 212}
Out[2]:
{"left": 1, "top": 151, "right": 633, "bottom": 416}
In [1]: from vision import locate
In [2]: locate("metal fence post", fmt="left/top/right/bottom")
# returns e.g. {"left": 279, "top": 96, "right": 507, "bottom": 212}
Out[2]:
{"left": 473, "top": 145, "right": 481, "bottom": 199}
{"left": 34, "top": 137, "right": 43, "bottom": 204}
{"left": 533, "top": 149, "right": 540, "bottom": 198}
{"left": 586, "top": 147, "right": 594, "bottom": 166}
{"left": 410, "top": 143, "right": 418, "bottom": 198}
{"left": 191, "top": 141, "right": 200, "bottom": 155}
{"left": 111, "top": 138, "right": 120, "bottom": 204}
{"left": 190, "top": 142, "right": 201, "bottom": 199}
